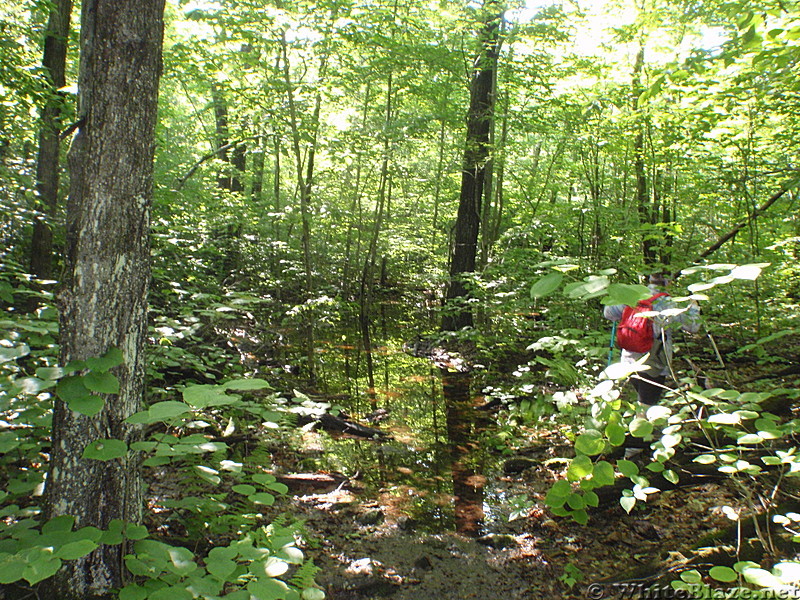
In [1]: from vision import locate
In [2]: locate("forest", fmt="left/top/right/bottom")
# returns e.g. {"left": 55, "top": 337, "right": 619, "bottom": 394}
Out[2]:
{"left": 1, "top": 0, "right": 799, "bottom": 598}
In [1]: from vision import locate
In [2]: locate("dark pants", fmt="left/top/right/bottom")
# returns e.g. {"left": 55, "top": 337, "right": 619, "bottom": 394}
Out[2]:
{"left": 631, "top": 372, "right": 666, "bottom": 405}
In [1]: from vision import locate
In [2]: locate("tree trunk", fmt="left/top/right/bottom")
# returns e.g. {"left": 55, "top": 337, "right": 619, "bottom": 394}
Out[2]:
{"left": 44, "top": 1, "right": 165, "bottom": 598}
{"left": 442, "top": 2, "right": 501, "bottom": 333}
{"left": 632, "top": 45, "right": 656, "bottom": 267}
{"left": 29, "top": 0, "right": 73, "bottom": 280}
{"left": 211, "top": 83, "right": 244, "bottom": 193}
{"left": 360, "top": 70, "right": 394, "bottom": 410}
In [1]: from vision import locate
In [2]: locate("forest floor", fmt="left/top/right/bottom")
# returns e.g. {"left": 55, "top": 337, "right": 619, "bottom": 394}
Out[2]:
{"left": 282, "top": 434, "right": 741, "bottom": 600}
{"left": 141, "top": 334, "right": 800, "bottom": 600}
{"left": 265, "top": 342, "right": 800, "bottom": 600}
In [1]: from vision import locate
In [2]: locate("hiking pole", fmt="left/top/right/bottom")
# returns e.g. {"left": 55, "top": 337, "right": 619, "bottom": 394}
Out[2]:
{"left": 704, "top": 324, "right": 733, "bottom": 387}
{"left": 607, "top": 321, "right": 617, "bottom": 367}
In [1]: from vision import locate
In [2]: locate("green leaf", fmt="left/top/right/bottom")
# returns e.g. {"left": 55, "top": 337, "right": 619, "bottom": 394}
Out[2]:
{"left": 709, "top": 566, "right": 737, "bottom": 582}
{"left": 247, "top": 577, "right": 290, "bottom": 599}
{"left": 14, "top": 377, "right": 54, "bottom": 395}
{"left": 549, "top": 480, "right": 571, "bottom": 498}
{"left": 166, "top": 546, "right": 197, "bottom": 576}
{"left": 21, "top": 551, "right": 61, "bottom": 585}
{"left": 149, "top": 586, "right": 193, "bottom": 600}
{"left": 564, "top": 276, "right": 609, "bottom": 300}
{"left": 183, "top": 385, "right": 236, "bottom": 408}
{"left": 0, "top": 344, "right": 30, "bottom": 364}
{"left": 605, "top": 423, "right": 627, "bottom": 446}
{"left": 57, "top": 375, "right": 91, "bottom": 402}
{"left": 566, "top": 492, "right": 585, "bottom": 510}
{"left": 583, "top": 491, "right": 599, "bottom": 507}
{"left": 252, "top": 473, "right": 278, "bottom": 485}
{"left": 567, "top": 455, "right": 594, "bottom": 481}
{"left": 125, "top": 524, "right": 149, "bottom": 540}
{"left": 35, "top": 366, "right": 64, "bottom": 380}
{"left": 223, "top": 378, "right": 272, "bottom": 391}
{"left": 249, "top": 492, "right": 276, "bottom": 506}
{"left": 99, "top": 520, "right": 125, "bottom": 545}
{"left": 629, "top": 418, "right": 654, "bottom": 438}
{"left": 83, "top": 371, "right": 120, "bottom": 394}
{"left": 575, "top": 430, "right": 605, "bottom": 456}
{"left": 620, "top": 496, "right": 636, "bottom": 513}
{"left": 82, "top": 439, "right": 128, "bottom": 461}
{"left": 147, "top": 401, "right": 191, "bottom": 422}
{"left": 302, "top": 589, "right": 326, "bottom": 600}
{"left": 42, "top": 515, "right": 76, "bottom": 534}
{"left": 737, "top": 433, "right": 764, "bottom": 445}
{"left": 67, "top": 395, "right": 105, "bottom": 417}
{"left": 530, "top": 272, "right": 563, "bottom": 299}
{"left": 693, "top": 454, "right": 716, "bottom": 464}
{"left": 125, "top": 400, "right": 191, "bottom": 424}
{"left": 680, "top": 569, "right": 703, "bottom": 583}
{"left": 233, "top": 484, "right": 257, "bottom": 495}
{"left": 571, "top": 509, "right": 588, "bottom": 525}
{"left": 602, "top": 283, "right": 650, "bottom": 306}
{"left": 266, "top": 482, "right": 290, "bottom": 495}
{"left": 617, "top": 460, "right": 639, "bottom": 478}
{"left": 545, "top": 482, "right": 570, "bottom": 508}
{"left": 85, "top": 347, "right": 124, "bottom": 372}
{"left": 0, "top": 554, "right": 27, "bottom": 584}
{"left": 592, "top": 461, "right": 615, "bottom": 487}
{"left": 74, "top": 526, "right": 103, "bottom": 543}
{"left": 207, "top": 555, "right": 237, "bottom": 581}
{"left": 55, "top": 539, "right": 98, "bottom": 560}
{"left": 119, "top": 585, "right": 149, "bottom": 600}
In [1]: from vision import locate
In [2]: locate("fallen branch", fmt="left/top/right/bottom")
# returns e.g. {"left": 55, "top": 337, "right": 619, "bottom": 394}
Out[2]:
{"left": 691, "top": 178, "right": 799, "bottom": 264}
{"left": 175, "top": 136, "right": 258, "bottom": 190}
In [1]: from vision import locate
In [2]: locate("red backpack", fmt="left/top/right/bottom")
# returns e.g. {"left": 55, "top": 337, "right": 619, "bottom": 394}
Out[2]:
{"left": 616, "top": 293, "right": 669, "bottom": 353}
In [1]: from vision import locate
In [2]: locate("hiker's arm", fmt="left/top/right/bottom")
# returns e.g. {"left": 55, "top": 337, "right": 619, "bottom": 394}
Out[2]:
{"left": 603, "top": 305, "right": 623, "bottom": 321}
{"left": 680, "top": 301, "right": 701, "bottom": 334}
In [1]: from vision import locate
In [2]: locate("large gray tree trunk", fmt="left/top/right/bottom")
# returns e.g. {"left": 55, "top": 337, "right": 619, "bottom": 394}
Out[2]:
{"left": 44, "top": 0, "right": 165, "bottom": 597}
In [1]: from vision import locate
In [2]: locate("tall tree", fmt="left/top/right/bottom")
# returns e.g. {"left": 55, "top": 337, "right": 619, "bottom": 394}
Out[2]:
{"left": 442, "top": 0, "right": 502, "bottom": 332}
{"left": 44, "top": 0, "right": 165, "bottom": 597}
{"left": 631, "top": 44, "right": 658, "bottom": 267}
{"left": 29, "top": 0, "right": 73, "bottom": 279}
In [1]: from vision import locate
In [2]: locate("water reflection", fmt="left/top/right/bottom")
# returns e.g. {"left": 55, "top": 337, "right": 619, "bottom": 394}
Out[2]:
{"left": 442, "top": 371, "right": 487, "bottom": 537}
{"left": 310, "top": 339, "right": 492, "bottom": 536}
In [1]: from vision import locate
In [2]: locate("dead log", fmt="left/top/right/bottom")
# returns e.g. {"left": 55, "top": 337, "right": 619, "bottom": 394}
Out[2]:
{"left": 276, "top": 472, "right": 349, "bottom": 494}
{"left": 293, "top": 411, "right": 389, "bottom": 439}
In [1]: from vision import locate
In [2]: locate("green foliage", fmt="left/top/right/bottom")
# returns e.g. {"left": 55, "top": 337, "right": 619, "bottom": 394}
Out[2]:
{"left": 119, "top": 521, "right": 321, "bottom": 600}
{"left": 537, "top": 265, "right": 800, "bottom": 593}
{"left": 0, "top": 273, "right": 323, "bottom": 597}
{"left": 507, "top": 494, "right": 535, "bottom": 522}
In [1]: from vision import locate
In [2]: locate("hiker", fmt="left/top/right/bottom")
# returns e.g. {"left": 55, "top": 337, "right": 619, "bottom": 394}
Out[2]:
{"left": 604, "top": 273, "right": 700, "bottom": 406}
